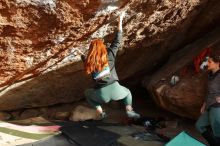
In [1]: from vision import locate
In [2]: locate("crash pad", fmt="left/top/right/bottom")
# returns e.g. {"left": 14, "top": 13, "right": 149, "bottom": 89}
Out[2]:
{"left": 165, "top": 131, "right": 206, "bottom": 146}
{"left": 17, "top": 133, "right": 78, "bottom": 146}
{"left": 60, "top": 121, "right": 120, "bottom": 146}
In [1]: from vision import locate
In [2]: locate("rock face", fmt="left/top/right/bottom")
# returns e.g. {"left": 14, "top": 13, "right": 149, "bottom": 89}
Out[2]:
{"left": 69, "top": 105, "right": 100, "bottom": 121}
{"left": 0, "top": 0, "right": 220, "bottom": 115}
{"left": 148, "top": 74, "right": 206, "bottom": 119}
{"left": 144, "top": 31, "right": 220, "bottom": 119}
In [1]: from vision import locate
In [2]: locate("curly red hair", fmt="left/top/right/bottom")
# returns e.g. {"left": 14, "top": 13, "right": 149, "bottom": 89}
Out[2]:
{"left": 85, "top": 39, "right": 108, "bottom": 74}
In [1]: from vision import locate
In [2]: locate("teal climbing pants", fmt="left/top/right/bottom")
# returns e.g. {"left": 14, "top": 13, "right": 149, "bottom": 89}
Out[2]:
{"left": 195, "top": 107, "right": 220, "bottom": 137}
{"left": 84, "top": 81, "right": 132, "bottom": 109}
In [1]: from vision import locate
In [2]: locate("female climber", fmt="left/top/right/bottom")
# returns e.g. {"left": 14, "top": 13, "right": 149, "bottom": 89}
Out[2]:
{"left": 82, "top": 11, "right": 140, "bottom": 120}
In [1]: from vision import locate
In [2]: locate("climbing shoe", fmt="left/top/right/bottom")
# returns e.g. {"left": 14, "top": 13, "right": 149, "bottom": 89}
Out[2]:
{"left": 126, "top": 111, "right": 140, "bottom": 119}
{"left": 97, "top": 112, "right": 108, "bottom": 120}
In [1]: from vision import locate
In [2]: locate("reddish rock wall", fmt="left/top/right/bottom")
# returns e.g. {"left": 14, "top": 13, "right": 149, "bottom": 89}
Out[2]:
{"left": 0, "top": 0, "right": 220, "bottom": 116}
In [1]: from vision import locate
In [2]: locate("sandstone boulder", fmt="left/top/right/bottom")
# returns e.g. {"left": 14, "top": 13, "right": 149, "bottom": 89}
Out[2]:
{"left": 0, "top": 0, "right": 220, "bottom": 111}
{"left": 144, "top": 29, "right": 220, "bottom": 119}
{"left": 69, "top": 105, "right": 100, "bottom": 121}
